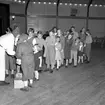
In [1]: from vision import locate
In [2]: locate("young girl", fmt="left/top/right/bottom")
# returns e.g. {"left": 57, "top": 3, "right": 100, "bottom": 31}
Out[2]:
{"left": 70, "top": 38, "right": 79, "bottom": 67}
{"left": 55, "top": 36, "right": 62, "bottom": 70}
{"left": 78, "top": 41, "right": 84, "bottom": 64}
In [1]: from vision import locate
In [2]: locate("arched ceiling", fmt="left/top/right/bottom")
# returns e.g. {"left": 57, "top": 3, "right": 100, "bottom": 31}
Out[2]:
{"left": 28, "top": 0, "right": 105, "bottom": 5}
{"left": 2, "top": 0, "right": 105, "bottom": 5}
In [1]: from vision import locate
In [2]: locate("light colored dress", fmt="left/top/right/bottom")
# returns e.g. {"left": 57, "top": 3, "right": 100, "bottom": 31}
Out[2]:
{"left": 85, "top": 35, "right": 92, "bottom": 61}
{"left": 45, "top": 35, "right": 56, "bottom": 68}
{"left": 55, "top": 42, "right": 62, "bottom": 61}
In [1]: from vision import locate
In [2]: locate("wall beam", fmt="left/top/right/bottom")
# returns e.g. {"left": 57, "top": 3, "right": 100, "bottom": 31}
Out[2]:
{"left": 25, "top": 0, "right": 31, "bottom": 33}
{"left": 56, "top": 0, "right": 60, "bottom": 28}
{"left": 86, "top": 0, "right": 93, "bottom": 29}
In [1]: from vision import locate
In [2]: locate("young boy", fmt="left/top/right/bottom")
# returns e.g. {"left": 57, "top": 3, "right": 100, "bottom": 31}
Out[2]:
{"left": 69, "top": 38, "right": 79, "bottom": 67}
{"left": 16, "top": 35, "right": 35, "bottom": 91}
{"left": 33, "top": 38, "right": 42, "bottom": 81}
{"left": 78, "top": 41, "right": 84, "bottom": 64}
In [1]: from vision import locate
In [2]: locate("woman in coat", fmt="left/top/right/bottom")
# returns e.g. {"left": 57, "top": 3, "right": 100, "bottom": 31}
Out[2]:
{"left": 45, "top": 31, "right": 56, "bottom": 73}
{"left": 64, "top": 31, "right": 73, "bottom": 67}
{"left": 84, "top": 29, "right": 92, "bottom": 63}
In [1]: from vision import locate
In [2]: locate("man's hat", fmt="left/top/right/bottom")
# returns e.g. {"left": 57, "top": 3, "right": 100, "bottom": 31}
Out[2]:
{"left": 17, "top": 34, "right": 28, "bottom": 44}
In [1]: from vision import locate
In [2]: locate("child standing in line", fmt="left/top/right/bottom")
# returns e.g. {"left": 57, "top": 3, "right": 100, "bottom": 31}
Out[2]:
{"left": 16, "top": 35, "right": 35, "bottom": 91}
{"left": 78, "top": 41, "right": 84, "bottom": 64}
{"left": 69, "top": 38, "right": 79, "bottom": 67}
{"left": 55, "top": 36, "right": 62, "bottom": 70}
{"left": 33, "top": 38, "right": 42, "bottom": 81}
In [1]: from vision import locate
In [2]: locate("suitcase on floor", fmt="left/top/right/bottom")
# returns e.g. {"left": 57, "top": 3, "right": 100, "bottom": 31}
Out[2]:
{"left": 14, "top": 73, "right": 24, "bottom": 89}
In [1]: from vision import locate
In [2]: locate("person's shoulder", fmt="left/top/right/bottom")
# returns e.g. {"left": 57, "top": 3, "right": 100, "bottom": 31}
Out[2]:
{"left": 46, "top": 36, "right": 49, "bottom": 40}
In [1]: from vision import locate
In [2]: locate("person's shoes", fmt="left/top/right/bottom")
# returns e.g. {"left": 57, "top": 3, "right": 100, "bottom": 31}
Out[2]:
{"left": 49, "top": 70, "right": 53, "bottom": 73}
{"left": 0, "top": 81, "right": 10, "bottom": 85}
{"left": 11, "top": 74, "right": 15, "bottom": 78}
{"left": 38, "top": 70, "right": 42, "bottom": 73}
{"left": 56, "top": 68, "right": 59, "bottom": 71}
{"left": 86, "top": 61, "right": 90, "bottom": 63}
{"left": 73, "top": 65, "right": 77, "bottom": 67}
{"left": 69, "top": 63, "right": 72, "bottom": 65}
{"left": 28, "top": 84, "right": 33, "bottom": 88}
{"left": 44, "top": 68, "right": 49, "bottom": 72}
{"left": 65, "top": 65, "right": 68, "bottom": 68}
{"left": 5, "top": 74, "right": 9, "bottom": 78}
{"left": 36, "top": 79, "right": 39, "bottom": 81}
{"left": 33, "top": 78, "right": 39, "bottom": 81}
{"left": 20, "top": 87, "right": 29, "bottom": 91}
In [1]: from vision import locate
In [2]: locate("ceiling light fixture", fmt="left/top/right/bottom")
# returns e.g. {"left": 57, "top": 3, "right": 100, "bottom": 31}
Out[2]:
{"left": 84, "top": 4, "right": 87, "bottom": 6}
{"left": 22, "top": 1, "right": 25, "bottom": 3}
{"left": 60, "top": 3, "right": 62, "bottom": 5}
{"left": 90, "top": 4, "right": 93, "bottom": 6}
{"left": 33, "top": 2, "right": 36, "bottom": 4}
{"left": 18, "top": 0, "right": 21, "bottom": 3}
{"left": 74, "top": 4, "right": 77, "bottom": 6}
{"left": 43, "top": 2, "right": 46, "bottom": 4}
{"left": 69, "top": 3, "right": 72, "bottom": 5}
{"left": 14, "top": 0, "right": 17, "bottom": 2}
{"left": 54, "top": 2, "right": 56, "bottom": 5}
{"left": 94, "top": 4, "right": 97, "bottom": 7}
{"left": 65, "top": 3, "right": 67, "bottom": 5}
{"left": 99, "top": 5, "right": 102, "bottom": 7}
{"left": 79, "top": 4, "right": 82, "bottom": 6}
{"left": 48, "top": 2, "right": 51, "bottom": 4}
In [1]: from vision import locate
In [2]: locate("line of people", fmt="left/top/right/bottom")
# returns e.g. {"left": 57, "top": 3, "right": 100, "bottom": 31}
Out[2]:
{"left": 0, "top": 25, "right": 92, "bottom": 92}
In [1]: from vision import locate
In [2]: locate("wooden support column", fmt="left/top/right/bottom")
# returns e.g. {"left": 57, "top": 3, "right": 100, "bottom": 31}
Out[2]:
{"left": 86, "top": 0, "right": 93, "bottom": 30}
{"left": 56, "top": 0, "right": 60, "bottom": 28}
{"left": 25, "top": 0, "right": 31, "bottom": 33}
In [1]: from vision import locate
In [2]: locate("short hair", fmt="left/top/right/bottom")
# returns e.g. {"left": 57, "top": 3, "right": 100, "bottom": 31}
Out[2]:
{"left": 86, "top": 29, "right": 91, "bottom": 35}
{"left": 12, "top": 24, "right": 18, "bottom": 31}
{"left": 6, "top": 27, "right": 12, "bottom": 33}
{"left": 56, "top": 35, "right": 60, "bottom": 39}
{"left": 71, "top": 26, "right": 75, "bottom": 29}
{"left": 28, "top": 28, "right": 34, "bottom": 33}
{"left": 37, "top": 31, "right": 42, "bottom": 35}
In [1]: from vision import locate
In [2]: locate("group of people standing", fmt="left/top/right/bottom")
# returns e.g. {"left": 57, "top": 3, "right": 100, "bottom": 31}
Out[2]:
{"left": 0, "top": 25, "right": 92, "bottom": 92}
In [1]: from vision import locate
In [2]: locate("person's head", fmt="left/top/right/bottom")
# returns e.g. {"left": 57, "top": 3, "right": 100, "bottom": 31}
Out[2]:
{"left": 52, "top": 27, "right": 57, "bottom": 33}
{"left": 49, "top": 31, "right": 54, "bottom": 37}
{"left": 28, "top": 28, "right": 34, "bottom": 37}
{"left": 57, "top": 29, "right": 62, "bottom": 36}
{"left": 37, "top": 31, "right": 43, "bottom": 39}
{"left": 86, "top": 29, "right": 91, "bottom": 36}
{"left": 75, "top": 38, "right": 80, "bottom": 43}
{"left": 17, "top": 34, "right": 28, "bottom": 44}
{"left": 66, "top": 30, "right": 70, "bottom": 35}
{"left": 80, "top": 27, "right": 86, "bottom": 33}
{"left": 56, "top": 36, "right": 60, "bottom": 42}
{"left": 12, "top": 25, "right": 20, "bottom": 37}
{"left": 68, "top": 34, "right": 72, "bottom": 39}
{"left": 71, "top": 26, "right": 75, "bottom": 33}
{"left": 6, "top": 27, "right": 12, "bottom": 34}
{"left": 79, "top": 41, "right": 83, "bottom": 46}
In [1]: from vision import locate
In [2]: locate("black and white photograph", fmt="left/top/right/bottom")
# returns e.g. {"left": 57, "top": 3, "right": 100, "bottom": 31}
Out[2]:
{"left": 0, "top": 0, "right": 105, "bottom": 105}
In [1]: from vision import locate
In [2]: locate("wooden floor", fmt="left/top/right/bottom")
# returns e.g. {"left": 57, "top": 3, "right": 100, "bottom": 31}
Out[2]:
{"left": 1, "top": 48, "right": 105, "bottom": 105}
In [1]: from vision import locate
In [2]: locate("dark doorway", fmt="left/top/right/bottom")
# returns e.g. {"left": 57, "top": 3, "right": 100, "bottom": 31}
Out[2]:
{"left": 0, "top": 17, "right": 2, "bottom": 36}
{"left": 0, "top": 3, "right": 10, "bottom": 35}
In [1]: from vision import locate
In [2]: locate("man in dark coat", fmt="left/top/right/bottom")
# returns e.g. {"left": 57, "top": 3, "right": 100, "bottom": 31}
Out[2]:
{"left": 16, "top": 34, "right": 35, "bottom": 91}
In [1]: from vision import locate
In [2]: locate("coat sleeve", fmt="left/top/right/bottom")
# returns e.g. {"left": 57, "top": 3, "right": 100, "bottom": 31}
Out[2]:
{"left": 43, "top": 39, "right": 47, "bottom": 57}
{"left": 16, "top": 44, "right": 22, "bottom": 59}
{"left": 5, "top": 34, "right": 15, "bottom": 55}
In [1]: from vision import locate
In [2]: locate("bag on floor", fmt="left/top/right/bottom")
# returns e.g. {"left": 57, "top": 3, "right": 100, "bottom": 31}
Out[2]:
{"left": 14, "top": 72, "right": 24, "bottom": 89}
